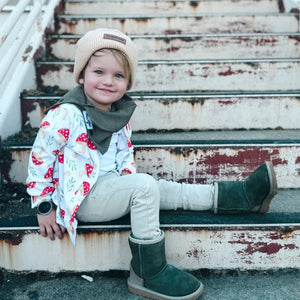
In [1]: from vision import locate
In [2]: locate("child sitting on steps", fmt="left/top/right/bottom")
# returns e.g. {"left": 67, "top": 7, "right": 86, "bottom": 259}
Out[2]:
{"left": 27, "top": 28, "right": 277, "bottom": 300}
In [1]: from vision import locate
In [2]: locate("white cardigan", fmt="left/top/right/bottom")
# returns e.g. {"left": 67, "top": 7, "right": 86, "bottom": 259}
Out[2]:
{"left": 27, "top": 103, "right": 136, "bottom": 244}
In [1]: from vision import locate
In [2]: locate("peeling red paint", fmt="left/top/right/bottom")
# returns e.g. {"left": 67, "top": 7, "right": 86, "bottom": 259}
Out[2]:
{"left": 166, "top": 46, "right": 179, "bottom": 53}
{"left": 164, "top": 30, "right": 182, "bottom": 35}
{"left": 232, "top": 241, "right": 298, "bottom": 255}
{"left": 218, "top": 67, "right": 246, "bottom": 76}
{"left": 198, "top": 148, "right": 288, "bottom": 168}
{"left": 218, "top": 100, "right": 236, "bottom": 106}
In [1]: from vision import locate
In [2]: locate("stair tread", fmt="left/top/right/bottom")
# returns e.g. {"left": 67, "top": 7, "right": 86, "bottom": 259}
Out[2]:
{"left": 132, "top": 130, "right": 300, "bottom": 145}
{"left": 23, "top": 90, "right": 300, "bottom": 98}
{"left": 3, "top": 130, "right": 300, "bottom": 147}
{"left": 57, "top": 12, "right": 299, "bottom": 18}
{"left": 48, "top": 32, "right": 300, "bottom": 38}
{"left": 0, "top": 190, "right": 299, "bottom": 229}
{"left": 37, "top": 58, "right": 300, "bottom": 63}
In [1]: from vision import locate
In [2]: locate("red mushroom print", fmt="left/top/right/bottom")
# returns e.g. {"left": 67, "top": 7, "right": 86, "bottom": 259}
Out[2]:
{"left": 76, "top": 133, "right": 88, "bottom": 153}
{"left": 86, "top": 164, "right": 94, "bottom": 177}
{"left": 27, "top": 182, "right": 36, "bottom": 189}
{"left": 60, "top": 208, "right": 65, "bottom": 218}
{"left": 70, "top": 205, "right": 80, "bottom": 222}
{"left": 127, "top": 137, "right": 132, "bottom": 148}
{"left": 87, "top": 138, "right": 97, "bottom": 150}
{"left": 53, "top": 178, "right": 59, "bottom": 185}
{"left": 51, "top": 106, "right": 59, "bottom": 112}
{"left": 52, "top": 150, "right": 60, "bottom": 156}
{"left": 39, "top": 121, "right": 50, "bottom": 139}
{"left": 32, "top": 151, "right": 43, "bottom": 165}
{"left": 58, "top": 153, "right": 64, "bottom": 164}
{"left": 40, "top": 186, "right": 54, "bottom": 196}
{"left": 57, "top": 128, "right": 70, "bottom": 145}
{"left": 126, "top": 123, "right": 131, "bottom": 131}
{"left": 44, "top": 167, "right": 53, "bottom": 179}
{"left": 75, "top": 181, "right": 90, "bottom": 196}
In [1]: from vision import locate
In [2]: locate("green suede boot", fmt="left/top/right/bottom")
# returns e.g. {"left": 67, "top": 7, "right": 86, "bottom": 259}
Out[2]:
{"left": 213, "top": 161, "right": 277, "bottom": 214}
{"left": 127, "top": 232, "right": 204, "bottom": 300}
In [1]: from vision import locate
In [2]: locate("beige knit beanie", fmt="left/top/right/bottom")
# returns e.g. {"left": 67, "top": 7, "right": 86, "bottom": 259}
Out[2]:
{"left": 74, "top": 28, "right": 137, "bottom": 90}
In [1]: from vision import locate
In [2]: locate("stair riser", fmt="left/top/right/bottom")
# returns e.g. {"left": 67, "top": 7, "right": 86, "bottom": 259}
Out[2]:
{"left": 57, "top": 14, "right": 299, "bottom": 35}
{"left": 23, "top": 96, "right": 300, "bottom": 130}
{"left": 36, "top": 61, "right": 300, "bottom": 92}
{"left": 64, "top": 0, "right": 281, "bottom": 15}
{"left": 48, "top": 35, "right": 300, "bottom": 61}
{"left": 7, "top": 146, "right": 300, "bottom": 188}
{"left": 134, "top": 145, "right": 300, "bottom": 188}
{"left": 1, "top": 227, "right": 299, "bottom": 271}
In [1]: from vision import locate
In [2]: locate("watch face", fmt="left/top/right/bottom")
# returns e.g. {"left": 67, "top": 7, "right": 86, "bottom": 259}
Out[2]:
{"left": 38, "top": 201, "right": 52, "bottom": 214}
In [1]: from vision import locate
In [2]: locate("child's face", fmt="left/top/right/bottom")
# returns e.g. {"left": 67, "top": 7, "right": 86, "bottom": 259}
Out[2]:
{"left": 79, "top": 49, "right": 128, "bottom": 111}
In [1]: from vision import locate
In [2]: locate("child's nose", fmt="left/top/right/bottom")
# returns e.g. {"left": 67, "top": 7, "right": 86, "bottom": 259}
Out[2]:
{"left": 103, "top": 74, "right": 113, "bottom": 85}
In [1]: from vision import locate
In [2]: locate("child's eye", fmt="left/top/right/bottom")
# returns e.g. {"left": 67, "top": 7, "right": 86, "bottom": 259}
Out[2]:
{"left": 95, "top": 70, "right": 103, "bottom": 75}
{"left": 115, "top": 73, "right": 124, "bottom": 79}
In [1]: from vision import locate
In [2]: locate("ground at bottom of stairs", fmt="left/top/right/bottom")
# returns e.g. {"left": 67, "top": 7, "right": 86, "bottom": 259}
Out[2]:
{"left": 0, "top": 268, "right": 299, "bottom": 300}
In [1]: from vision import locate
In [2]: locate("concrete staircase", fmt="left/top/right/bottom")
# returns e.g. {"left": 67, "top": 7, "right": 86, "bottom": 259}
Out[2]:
{"left": 1, "top": 0, "right": 300, "bottom": 273}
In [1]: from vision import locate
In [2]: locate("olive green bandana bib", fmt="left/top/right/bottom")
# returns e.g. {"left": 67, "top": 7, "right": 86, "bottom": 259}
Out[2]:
{"left": 50, "top": 85, "right": 136, "bottom": 154}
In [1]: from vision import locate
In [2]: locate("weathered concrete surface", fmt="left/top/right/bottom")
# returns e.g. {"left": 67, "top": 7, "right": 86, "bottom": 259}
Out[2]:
{"left": 64, "top": 0, "right": 282, "bottom": 15}
{"left": 1, "top": 226, "right": 299, "bottom": 272}
{"left": 48, "top": 34, "right": 300, "bottom": 61}
{"left": 36, "top": 60, "right": 300, "bottom": 92}
{"left": 0, "top": 268, "right": 299, "bottom": 300}
{"left": 56, "top": 14, "right": 299, "bottom": 35}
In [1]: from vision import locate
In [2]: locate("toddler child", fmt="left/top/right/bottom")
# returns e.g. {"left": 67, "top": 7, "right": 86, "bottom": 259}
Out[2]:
{"left": 27, "top": 28, "right": 277, "bottom": 300}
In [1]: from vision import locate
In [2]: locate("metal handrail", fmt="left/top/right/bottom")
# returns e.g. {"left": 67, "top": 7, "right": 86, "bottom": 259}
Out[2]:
{"left": 0, "top": 0, "right": 44, "bottom": 84}
{"left": 0, "top": 0, "right": 60, "bottom": 140}
{"left": 0, "top": 0, "right": 31, "bottom": 46}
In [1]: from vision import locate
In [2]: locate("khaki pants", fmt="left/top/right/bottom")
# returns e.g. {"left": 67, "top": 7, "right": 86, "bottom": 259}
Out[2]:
{"left": 77, "top": 172, "right": 214, "bottom": 239}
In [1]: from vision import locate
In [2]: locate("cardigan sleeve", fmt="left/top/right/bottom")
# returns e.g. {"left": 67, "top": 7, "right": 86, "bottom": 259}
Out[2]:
{"left": 26, "top": 105, "right": 77, "bottom": 207}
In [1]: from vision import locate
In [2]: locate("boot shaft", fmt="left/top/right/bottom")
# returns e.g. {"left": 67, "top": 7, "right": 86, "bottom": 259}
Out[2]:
{"left": 129, "top": 233, "right": 167, "bottom": 279}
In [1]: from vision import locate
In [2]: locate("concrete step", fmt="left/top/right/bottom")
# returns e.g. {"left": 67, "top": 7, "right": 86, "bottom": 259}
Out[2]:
{"left": 47, "top": 33, "right": 300, "bottom": 61}
{"left": 56, "top": 13, "right": 300, "bottom": 35}
{"left": 63, "top": 0, "right": 283, "bottom": 15}
{"left": 36, "top": 58, "right": 300, "bottom": 92}
{"left": 21, "top": 91, "right": 300, "bottom": 130}
{"left": 2, "top": 130, "right": 300, "bottom": 189}
{"left": 0, "top": 188, "right": 299, "bottom": 272}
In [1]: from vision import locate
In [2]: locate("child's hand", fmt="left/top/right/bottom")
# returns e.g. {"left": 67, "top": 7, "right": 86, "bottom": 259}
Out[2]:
{"left": 37, "top": 209, "right": 66, "bottom": 241}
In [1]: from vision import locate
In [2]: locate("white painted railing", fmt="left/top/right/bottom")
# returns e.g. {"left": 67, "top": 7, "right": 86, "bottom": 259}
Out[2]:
{"left": 0, "top": 0, "right": 60, "bottom": 141}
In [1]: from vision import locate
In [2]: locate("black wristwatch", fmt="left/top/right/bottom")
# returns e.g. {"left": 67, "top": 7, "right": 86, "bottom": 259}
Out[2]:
{"left": 36, "top": 201, "right": 54, "bottom": 215}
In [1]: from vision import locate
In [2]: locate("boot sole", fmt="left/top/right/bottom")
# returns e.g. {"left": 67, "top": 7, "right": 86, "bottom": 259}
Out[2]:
{"left": 128, "top": 267, "right": 204, "bottom": 300}
{"left": 258, "top": 161, "right": 278, "bottom": 213}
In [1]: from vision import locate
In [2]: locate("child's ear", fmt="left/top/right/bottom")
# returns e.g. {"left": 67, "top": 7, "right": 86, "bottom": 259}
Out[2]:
{"left": 79, "top": 78, "right": 84, "bottom": 84}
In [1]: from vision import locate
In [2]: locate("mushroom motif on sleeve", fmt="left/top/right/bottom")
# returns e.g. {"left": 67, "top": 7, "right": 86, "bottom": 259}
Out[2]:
{"left": 57, "top": 128, "right": 70, "bottom": 145}
{"left": 44, "top": 167, "right": 53, "bottom": 179}
{"left": 86, "top": 163, "right": 94, "bottom": 177}
{"left": 75, "top": 181, "right": 90, "bottom": 196}
{"left": 40, "top": 186, "right": 54, "bottom": 196}
{"left": 87, "top": 138, "right": 97, "bottom": 150}
{"left": 58, "top": 153, "right": 64, "bottom": 164}
{"left": 32, "top": 151, "right": 43, "bottom": 165}
{"left": 39, "top": 121, "right": 50, "bottom": 139}
{"left": 76, "top": 133, "right": 88, "bottom": 153}
{"left": 27, "top": 182, "right": 36, "bottom": 189}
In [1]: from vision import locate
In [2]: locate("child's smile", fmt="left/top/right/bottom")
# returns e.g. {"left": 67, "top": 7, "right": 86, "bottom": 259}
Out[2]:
{"left": 79, "top": 49, "right": 128, "bottom": 111}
